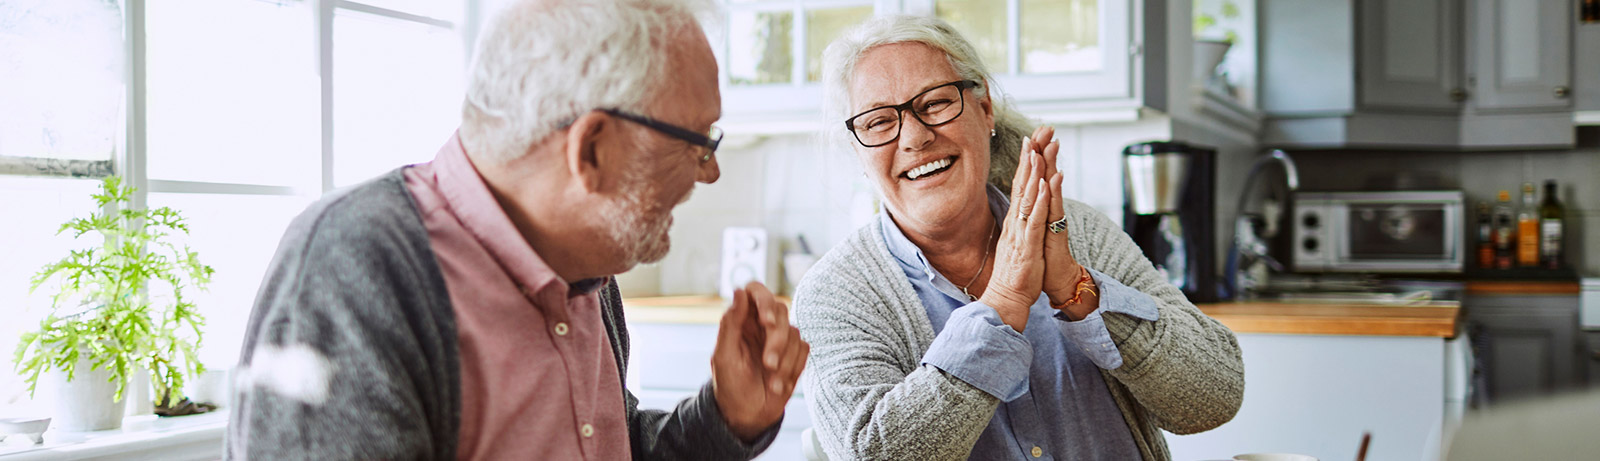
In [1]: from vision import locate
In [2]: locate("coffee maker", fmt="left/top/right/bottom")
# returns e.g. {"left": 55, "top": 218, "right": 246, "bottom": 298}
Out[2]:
{"left": 1122, "top": 141, "right": 1219, "bottom": 302}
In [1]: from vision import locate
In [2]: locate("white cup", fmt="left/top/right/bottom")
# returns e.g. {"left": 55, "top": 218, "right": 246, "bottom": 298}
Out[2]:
{"left": 1234, "top": 454, "right": 1319, "bottom": 461}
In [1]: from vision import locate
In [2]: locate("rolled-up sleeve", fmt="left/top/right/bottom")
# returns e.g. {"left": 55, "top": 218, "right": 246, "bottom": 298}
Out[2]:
{"left": 1054, "top": 268, "right": 1160, "bottom": 370}
{"left": 919, "top": 302, "right": 1033, "bottom": 402}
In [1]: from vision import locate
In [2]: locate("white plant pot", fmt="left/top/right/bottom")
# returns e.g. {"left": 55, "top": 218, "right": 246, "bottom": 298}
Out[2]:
{"left": 1193, "top": 39, "right": 1233, "bottom": 84}
{"left": 47, "top": 359, "right": 125, "bottom": 432}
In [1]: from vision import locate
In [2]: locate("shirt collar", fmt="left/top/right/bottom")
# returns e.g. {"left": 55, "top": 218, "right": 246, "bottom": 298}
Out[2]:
{"left": 878, "top": 184, "right": 1012, "bottom": 279}
{"left": 429, "top": 132, "right": 605, "bottom": 300}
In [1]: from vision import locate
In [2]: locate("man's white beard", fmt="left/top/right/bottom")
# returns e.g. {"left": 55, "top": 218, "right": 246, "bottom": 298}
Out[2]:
{"left": 598, "top": 168, "right": 673, "bottom": 268}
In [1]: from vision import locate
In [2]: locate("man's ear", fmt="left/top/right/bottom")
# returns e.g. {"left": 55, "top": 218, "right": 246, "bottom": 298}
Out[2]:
{"left": 565, "top": 111, "right": 608, "bottom": 192}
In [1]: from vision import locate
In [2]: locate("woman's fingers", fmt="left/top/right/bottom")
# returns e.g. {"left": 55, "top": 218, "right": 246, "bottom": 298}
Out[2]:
{"left": 1017, "top": 156, "right": 1041, "bottom": 224}
{"left": 1042, "top": 138, "right": 1061, "bottom": 177}
{"left": 1009, "top": 136, "right": 1034, "bottom": 204}
{"left": 1025, "top": 177, "right": 1052, "bottom": 246}
{"left": 1048, "top": 172, "right": 1065, "bottom": 224}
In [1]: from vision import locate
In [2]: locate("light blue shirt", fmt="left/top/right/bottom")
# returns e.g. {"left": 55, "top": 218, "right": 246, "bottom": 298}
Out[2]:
{"left": 879, "top": 185, "right": 1160, "bottom": 461}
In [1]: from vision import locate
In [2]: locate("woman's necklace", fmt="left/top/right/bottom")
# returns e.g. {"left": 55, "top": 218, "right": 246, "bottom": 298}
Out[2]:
{"left": 959, "top": 221, "right": 998, "bottom": 302}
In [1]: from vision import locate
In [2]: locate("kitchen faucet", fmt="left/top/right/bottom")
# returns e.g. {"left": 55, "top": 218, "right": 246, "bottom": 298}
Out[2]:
{"left": 1228, "top": 150, "right": 1299, "bottom": 298}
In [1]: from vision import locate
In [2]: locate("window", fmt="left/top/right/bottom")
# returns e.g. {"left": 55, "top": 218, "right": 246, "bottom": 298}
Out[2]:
{"left": 0, "top": 0, "right": 122, "bottom": 175}
{"left": 717, "top": 0, "right": 878, "bottom": 123}
{"left": 1, "top": 0, "right": 469, "bottom": 415}
{"left": 716, "top": 0, "right": 1134, "bottom": 128}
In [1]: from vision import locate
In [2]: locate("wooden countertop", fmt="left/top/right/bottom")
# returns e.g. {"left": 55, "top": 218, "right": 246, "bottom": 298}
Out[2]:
{"left": 625, "top": 295, "right": 1462, "bottom": 338}
{"left": 1197, "top": 301, "right": 1460, "bottom": 338}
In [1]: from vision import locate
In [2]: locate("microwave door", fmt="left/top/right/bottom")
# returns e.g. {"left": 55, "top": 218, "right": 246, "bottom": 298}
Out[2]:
{"left": 1338, "top": 203, "right": 1459, "bottom": 271}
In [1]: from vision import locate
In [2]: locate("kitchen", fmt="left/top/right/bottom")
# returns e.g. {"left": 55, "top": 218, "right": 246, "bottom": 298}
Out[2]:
{"left": 1, "top": 0, "right": 1598, "bottom": 460}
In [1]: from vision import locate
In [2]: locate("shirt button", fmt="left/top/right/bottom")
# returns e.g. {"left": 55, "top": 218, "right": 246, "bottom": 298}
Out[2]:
{"left": 580, "top": 423, "right": 594, "bottom": 438}
{"left": 554, "top": 322, "right": 569, "bottom": 336}
{"left": 1031, "top": 446, "right": 1043, "bottom": 458}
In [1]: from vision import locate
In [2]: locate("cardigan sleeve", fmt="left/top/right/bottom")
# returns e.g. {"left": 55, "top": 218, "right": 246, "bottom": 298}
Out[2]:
{"left": 794, "top": 231, "right": 1005, "bottom": 461}
{"left": 1064, "top": 199, "right": 1246, "bottom": 434}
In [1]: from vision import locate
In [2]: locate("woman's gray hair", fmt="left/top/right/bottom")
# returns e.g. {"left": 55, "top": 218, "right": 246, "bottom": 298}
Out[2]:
{"left": 820, "top": 15, "right": 1033, "bottom": 191}
{"left": 461, "top": 0, "right": 716, "bottom": 165}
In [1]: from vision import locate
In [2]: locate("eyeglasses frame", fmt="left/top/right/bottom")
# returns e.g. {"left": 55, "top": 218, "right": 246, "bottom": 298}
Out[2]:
{"left": 600, "top": 108, "right": 724, "bottom": 162}
{"left": 843, "top": 79, "right": 981, "bottom": 148}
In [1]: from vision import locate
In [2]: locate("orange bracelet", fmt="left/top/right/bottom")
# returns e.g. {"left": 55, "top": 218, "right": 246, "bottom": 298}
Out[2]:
{"left": 1051, "top": 265, "right": 1098, "bottom": 310}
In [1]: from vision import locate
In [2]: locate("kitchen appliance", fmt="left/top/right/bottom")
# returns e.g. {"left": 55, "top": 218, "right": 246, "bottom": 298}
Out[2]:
{"left": 1291, "top": 191, "right": 1465, "bottom": 273}
{"left": 719, "top": 227, "right": 777, "bottom": 299}
{"left": 1123, "top": 141, "right": 1218, "bottom": 302}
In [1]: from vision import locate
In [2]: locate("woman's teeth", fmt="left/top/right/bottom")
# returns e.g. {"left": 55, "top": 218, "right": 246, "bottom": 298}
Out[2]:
{"left": 905, "top": 157, "right": 952, "bottom": 180}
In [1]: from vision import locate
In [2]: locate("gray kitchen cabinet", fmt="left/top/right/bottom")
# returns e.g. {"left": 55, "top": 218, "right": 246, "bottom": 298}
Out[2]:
{"left": 1587, "top": 332, "right": 1600, "bottom": 388}
{"left": 1467, "top": 0, "right": 1572, "bottom": 111}
{"left": 1261, "top": 0, "right": 1577, "bottom": 148}
{"left": 1358, "top": 0, "right": 1463, "bottom": 112}
{"left": 1577, "top": 20, "right": 1600, "bottom": 113}
{"left": 1465, "top": 293, "right": 1584, "bottom": 402}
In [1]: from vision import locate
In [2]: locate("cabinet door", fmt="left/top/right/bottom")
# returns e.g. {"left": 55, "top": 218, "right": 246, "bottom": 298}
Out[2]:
{"left": 1470, "top": 0, "right": 1573, "bottom": 110}
{"left": 1588, "top": 332, "right": 1600, "bottom": 388}
{"left": 1466, "top": 295, "right": 1582, "bottom": 402}
{"left": 1358, "top": 0, "right": 1462, "bottom": 111}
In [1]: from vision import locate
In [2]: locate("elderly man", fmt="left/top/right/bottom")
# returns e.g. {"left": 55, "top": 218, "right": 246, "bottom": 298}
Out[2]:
{"left": 225, "top": 0, "right": 807, "bottom": 459}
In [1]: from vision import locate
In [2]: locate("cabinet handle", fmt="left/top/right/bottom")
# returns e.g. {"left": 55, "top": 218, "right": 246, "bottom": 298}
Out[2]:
{"left": 1449, "top": 88, "right": 1468, "bottom": 102}
{"left": 1555, "top": 86, "right": 1571, "bottom": 99}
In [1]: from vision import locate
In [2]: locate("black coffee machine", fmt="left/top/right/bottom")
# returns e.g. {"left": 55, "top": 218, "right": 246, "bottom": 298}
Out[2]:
{"left": 1122, "top": 141, "right": 1218, "bottom": 302}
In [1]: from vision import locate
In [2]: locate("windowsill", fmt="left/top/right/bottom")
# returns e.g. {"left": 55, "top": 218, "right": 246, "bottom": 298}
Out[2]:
{"left": 0, "top": 412, "right": 225, "bottom": 461}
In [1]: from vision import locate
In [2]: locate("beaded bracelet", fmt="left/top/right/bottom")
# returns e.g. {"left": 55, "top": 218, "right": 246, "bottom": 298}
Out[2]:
{"left": 1051, "top": 265, "right": 1098, "bottom": 310}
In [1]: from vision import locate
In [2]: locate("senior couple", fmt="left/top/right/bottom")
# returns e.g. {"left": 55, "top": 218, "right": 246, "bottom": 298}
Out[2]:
{"left": 226, "top": 0, "right": 1243, "bottom": 460}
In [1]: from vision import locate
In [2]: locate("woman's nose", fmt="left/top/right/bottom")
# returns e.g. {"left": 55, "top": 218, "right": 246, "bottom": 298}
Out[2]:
{"left": 897, "top": 115, "right": 935, "bottom": 152}
{"left": 696, "top": 153, "right": 721, "bottom": 184}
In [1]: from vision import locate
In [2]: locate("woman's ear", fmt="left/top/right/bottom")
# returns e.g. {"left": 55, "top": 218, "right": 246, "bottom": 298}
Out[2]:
{"left": 564, "top": 111, "right": 608, "bottom": 192}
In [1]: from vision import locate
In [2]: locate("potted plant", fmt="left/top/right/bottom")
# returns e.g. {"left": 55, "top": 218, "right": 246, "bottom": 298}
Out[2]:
{"left": 1193, "top": 0, "right": 1242, "bottom": 84}
{"left": 12, "top": 176, "right": 213, "bottom": 431}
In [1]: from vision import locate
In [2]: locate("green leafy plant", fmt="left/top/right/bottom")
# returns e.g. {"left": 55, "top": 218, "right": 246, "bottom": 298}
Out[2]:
{"left": 13, "top": 176, "right": 213, "bottom": 410}
{"left": 1194, "top": 0, "right": 1242, "bottom": 43}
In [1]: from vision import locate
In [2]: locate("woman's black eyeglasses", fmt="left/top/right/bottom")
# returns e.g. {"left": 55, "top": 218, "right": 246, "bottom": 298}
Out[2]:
{"left": 602, "top": 108, "right": 723, "bottom": 162}
{"left": 845, "top": 80, "right": 979, "bottom": 148}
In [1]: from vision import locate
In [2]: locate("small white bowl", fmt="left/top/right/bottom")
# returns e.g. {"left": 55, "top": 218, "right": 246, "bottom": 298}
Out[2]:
{"left": 0, "top": 417, "right": 51, "bottom": 444}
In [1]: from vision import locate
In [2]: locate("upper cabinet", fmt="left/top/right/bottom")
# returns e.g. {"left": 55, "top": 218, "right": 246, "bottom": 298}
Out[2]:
{"left": 1358, "top": 0, "right": 1463, "bottom": 112}
{"left": 1262, "top": 0, "right": 1579, "bottom": 149}
{"left": 711, "top": 0, "right": 1183, "bottom": 133}
{"left": 1469, "top": 0, "right": 1572, "bottom": 111}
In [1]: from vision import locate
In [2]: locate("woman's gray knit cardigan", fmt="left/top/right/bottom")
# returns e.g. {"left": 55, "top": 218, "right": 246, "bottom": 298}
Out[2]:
{"left": 793, "top": 198, "right": 1245, "bottom": 461}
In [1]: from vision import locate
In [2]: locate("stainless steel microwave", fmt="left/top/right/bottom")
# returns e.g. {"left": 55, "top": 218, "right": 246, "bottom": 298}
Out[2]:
{"left": 1291, "top": 191, "right": 1465, "bottom": 273}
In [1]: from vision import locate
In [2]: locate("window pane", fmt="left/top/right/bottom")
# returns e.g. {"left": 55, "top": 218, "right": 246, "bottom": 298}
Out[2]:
{"left": 146, "top": 0, "right": 319, "bottom": 189}
{"left": 333, "top": 10, "right": 464, "bottom": 188}
{"left": 935, "top": 0, "right": 1007, "bottom": 75}
{"left": 806, "top": 6, "right": 874, "bottom": 82}
{"left": 146, "top": 193, "right": 313, "bottom": 369}
{"left": 728, "top": 10, "right": 793, "bottom": 85}
{"left": 0, "top": 0, "right": 122, "bottom": 161}
{"left": 0, "top": 178, "right": 108, "bottom": 416}
{"left": 1021, "top": 0, "right": 1100, "bottom": 74}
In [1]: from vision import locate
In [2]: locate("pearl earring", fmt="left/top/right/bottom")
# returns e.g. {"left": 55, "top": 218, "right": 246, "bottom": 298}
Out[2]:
{"left": 990, "top": 128, "right": 996, "bottom": 137}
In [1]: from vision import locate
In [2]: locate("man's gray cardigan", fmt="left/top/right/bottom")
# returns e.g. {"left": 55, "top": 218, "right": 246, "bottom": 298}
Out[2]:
{"left": 794, "top": 198, "right": 1245, "bottom": 461}
{"left": 225, "top": 170, "right": 775, "bottom": 460}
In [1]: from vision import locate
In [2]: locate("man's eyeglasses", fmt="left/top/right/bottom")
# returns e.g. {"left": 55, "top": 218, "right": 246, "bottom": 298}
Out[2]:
{"left": 602, "top": 108, "right": 723, "bottom": 162}
{"left": 844, "top": 80, "right": 979, "bottom": 148}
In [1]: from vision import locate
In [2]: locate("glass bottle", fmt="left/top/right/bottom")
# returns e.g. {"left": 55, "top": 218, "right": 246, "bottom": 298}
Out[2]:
{"left": 1493, "top": 190, "right": 1515, "bottom": 270}
{"left": 1516, "top": 183, "right": 1539, "bottom": 267}
{"left": 1540, "top": 180, "right": 1564, "bottom": 269}
{"left": 1476, "top": 202, "right": 1494, "bottom": 270}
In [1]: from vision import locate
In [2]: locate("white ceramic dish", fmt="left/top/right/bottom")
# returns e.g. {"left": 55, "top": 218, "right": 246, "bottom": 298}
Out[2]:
{"left": 0, "top": 417, "right": 51, "bottom": 444}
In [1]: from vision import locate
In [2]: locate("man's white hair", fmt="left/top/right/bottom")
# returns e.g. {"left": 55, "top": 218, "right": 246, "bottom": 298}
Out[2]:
{"left": 461, "top": 0, "right": 716, "bottom": 165}
{"left": 820, "top": 15, "right": 1033, "bottom": 191}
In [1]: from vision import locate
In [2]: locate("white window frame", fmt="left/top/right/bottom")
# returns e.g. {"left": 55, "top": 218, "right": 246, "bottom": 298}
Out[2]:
{"left": 717, "top": 0, "right": 1137, "bottom": 133}
{"left": 103, "top": 0, "right": 476, "bottom": 208}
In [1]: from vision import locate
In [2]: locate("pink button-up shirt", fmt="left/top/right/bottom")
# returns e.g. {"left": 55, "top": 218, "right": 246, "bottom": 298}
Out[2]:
{"left": 403, "top": 134, "right": 630, "bottom": 461}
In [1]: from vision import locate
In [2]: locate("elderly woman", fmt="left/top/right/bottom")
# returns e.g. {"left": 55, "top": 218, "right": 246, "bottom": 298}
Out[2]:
{"left": 793, "top": 15, "right": 1244, "bottom": 461}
